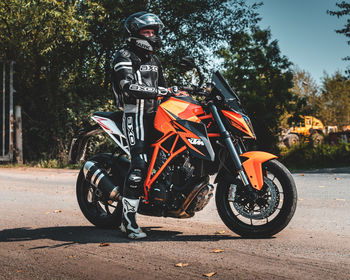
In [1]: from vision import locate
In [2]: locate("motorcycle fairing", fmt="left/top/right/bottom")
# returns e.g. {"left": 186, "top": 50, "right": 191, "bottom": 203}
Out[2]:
{"left": 174, "top": 119, "right": 214, "bottom": 161}
{"left": 240, "top": 151, "right": 277, "bottom": 190}
{"left": 154, "top": 95, "right": 214, "bottom": 160}
{"left": 222, "top": 110, "right": 256, "bottom": 139}
{"left": 154, "top": 97, "right": 204, "bottom": 130}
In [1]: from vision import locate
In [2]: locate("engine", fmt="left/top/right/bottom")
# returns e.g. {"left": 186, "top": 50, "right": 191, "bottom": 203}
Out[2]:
{"left": 149, "top": 150, "right": 212, "bottom": 214}
{"left": 149, "top": 150, "right": 193, "bottom": 207}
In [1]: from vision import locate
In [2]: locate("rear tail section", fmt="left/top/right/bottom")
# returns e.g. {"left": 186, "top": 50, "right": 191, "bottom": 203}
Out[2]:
{"left": 68, "top": 111, "right": 129, "bottom": 164}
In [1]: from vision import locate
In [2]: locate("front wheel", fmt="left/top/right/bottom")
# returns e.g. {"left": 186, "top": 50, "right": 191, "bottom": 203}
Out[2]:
{"left": 216, "top": 159, "right": 297, "bottom": 237}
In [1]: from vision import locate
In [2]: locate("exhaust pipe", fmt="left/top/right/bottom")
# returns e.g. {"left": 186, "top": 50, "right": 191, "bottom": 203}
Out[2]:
{"left": 83, "top": 161, "right": 120, "bottom": 201}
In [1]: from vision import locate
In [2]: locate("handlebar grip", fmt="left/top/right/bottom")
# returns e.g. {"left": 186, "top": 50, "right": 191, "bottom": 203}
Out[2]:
{"left": 180, "top": 86, "right": 194, "bottom": 92}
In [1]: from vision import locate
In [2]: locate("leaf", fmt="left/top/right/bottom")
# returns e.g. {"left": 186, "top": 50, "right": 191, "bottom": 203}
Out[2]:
{"left": 334, "top": 177, "right": 340, "bottom": 180}
{"left": 16, "top": 270, "right": 22, "bottom": 273}
{"left": 298, "top": 198, "right": 304, "bottom": 201}
{"left": 203, "top": 272, "right": 216, "bottom": 277}
{"left": 215, "top": 230, "right": 225, "bottom": 234}
{"left": 175, "top": 263, "right": 189, "bottom": 267}
{"left": 54, "top": 210, "right": 62, "bottom": 213}
{"left": 300, "top": 174, "right": 305, "bottom": 176}
{"left": 99, "top": 242, "right": 110, "bottom": 247}
{"left": 212, "top": 249, "right": 224, "bottom": 253}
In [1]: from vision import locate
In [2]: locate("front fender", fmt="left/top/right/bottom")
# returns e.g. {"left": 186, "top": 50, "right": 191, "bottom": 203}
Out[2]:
{"left": 240, "top": 151, "right": 277, "bottom": 190}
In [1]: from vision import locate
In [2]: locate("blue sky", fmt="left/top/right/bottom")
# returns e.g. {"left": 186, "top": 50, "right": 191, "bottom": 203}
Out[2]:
{"left": 251, "top": 0, "right": 349, "bottom": 85}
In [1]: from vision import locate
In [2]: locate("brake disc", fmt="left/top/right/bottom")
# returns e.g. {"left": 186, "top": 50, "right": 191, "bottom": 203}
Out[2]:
{"left": 229, "top": 177, "right": 280, "bottom": 220}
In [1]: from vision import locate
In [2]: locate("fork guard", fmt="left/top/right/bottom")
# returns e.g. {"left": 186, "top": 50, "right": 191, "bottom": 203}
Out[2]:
{"left": 240, "top": 151, "right": 278, "bottom": 191}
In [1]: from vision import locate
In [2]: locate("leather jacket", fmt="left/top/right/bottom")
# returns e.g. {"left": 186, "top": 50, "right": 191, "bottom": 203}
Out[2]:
{"left": 112, "top": 47, "right": 167, "bottom": 115}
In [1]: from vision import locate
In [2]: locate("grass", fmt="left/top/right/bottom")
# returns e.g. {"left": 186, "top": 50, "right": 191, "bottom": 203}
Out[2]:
{"left": 0, "top": 159, "right": 81, "bottom": 169}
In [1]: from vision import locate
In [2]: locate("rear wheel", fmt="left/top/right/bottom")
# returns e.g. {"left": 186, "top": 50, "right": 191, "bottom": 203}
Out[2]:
{"left": 216, "top": 159, "right": 297, "bottom": 237}
{"left": 76, "top": 153, "right": 122, "bottom": 228}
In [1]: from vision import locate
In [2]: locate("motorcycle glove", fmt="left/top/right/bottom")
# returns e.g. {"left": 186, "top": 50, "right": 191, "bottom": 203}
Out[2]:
{"left": 123, "top": 83, "right": 171, "bottom": 99}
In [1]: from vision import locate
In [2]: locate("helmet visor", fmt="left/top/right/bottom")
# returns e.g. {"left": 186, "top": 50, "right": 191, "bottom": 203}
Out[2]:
{"left": 127, "top": 13, "right": 164, "bottom": 34}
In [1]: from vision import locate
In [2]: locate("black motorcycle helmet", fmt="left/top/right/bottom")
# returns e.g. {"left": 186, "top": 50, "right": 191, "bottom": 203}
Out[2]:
{"left": 124, "top": 12, "right": 164, "bottom": 52}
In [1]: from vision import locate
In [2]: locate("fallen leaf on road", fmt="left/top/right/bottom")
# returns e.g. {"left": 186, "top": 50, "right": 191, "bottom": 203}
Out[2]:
{"left": 215, "top": 230, "right": 225, "bottom": 234}
{"left": 212, "top": 249, "right": 224, "bottom": 253}
{"left": 335, "top": 177, "right": 340, "bottom": 180}
{"left": 68, "top": 255, "right": 75, "bottom": 259}
{"left": 16, "top": 270, "right": 22, "bottom": 273}
{"left": 99, "top": 242, "right": 110, "bottom": 247}
{"left": 298, "top": 198, "right": 304, "bottom": 201}
{"left": 175, "top": 263, "right": 189, "bottom": 267}
{"left": 204, "top": 272, "right": 216, "bottom": 277}
{"left": 300, "top": 174, "right": 305, "bottom": 176}
{"left": 54, "top": 210, "right": 62, "bottom": 213}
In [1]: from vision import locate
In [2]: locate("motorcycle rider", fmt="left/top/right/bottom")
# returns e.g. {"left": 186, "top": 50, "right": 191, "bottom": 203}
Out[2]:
{"left": 111, "top": 12, "right": 169, "bottom": 239}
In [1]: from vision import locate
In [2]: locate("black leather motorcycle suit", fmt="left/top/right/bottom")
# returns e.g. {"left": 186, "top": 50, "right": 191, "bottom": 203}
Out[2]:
{"left": 112, "top": 47, "right": 167, "bottom": 199}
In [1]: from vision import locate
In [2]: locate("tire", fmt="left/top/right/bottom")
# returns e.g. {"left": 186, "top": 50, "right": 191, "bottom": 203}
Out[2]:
{"left": 216, "top": 159, "right": 297, "bottom": 237}
{"left": 284, "top": 134, "right": 299, "bottom": 148}
{"left": 76, "top": 153, "right": 122, "bottom": 228}
{"left": 311, "top": 133, "right": 324, "bottom": 146}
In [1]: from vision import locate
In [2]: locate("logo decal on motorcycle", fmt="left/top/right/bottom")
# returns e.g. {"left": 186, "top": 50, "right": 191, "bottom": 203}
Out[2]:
{"left": 127, "top": 116, "right": 135, "bottom": 145}
{"left": 140, "top": 65, "right": 158, "bottom": 72}
{"left": 188, "top": 138, "right": 204, "bottom": 146}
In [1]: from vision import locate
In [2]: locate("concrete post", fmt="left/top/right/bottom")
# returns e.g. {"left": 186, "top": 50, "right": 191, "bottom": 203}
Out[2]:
{"left": 9, "top": 61, "right": 15, "bottom": 161}
{"left": 15, "top": 105, "right": 23, "bottom": 164}
{"left": 2, "top": 63, "right": 5, "bottom": 157}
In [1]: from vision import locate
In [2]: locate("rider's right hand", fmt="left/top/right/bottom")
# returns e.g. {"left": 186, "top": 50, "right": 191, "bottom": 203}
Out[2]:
{"left": 157, "top": 87, "right": 171, "bottom": 97}
{"left": 158, "top": 86, "right": 180, "bottom": 97}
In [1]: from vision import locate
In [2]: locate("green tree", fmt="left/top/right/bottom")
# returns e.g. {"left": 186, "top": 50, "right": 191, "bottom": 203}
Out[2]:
{"left": 218, "top": 27, "right": 295, "bottom": 152}
{"left": 0, "top": 0, "right": 94, "bottom": 161}
{"left": 0, "top": 0, "right": 261, "bottom": 162}
{"left": 318, "top": 72, "right": 350, "bottom": 127}
{"left": 291, "top": 66, "right": 319, "bottom": 116}
{"left": 328, "top": 1, "right": 350, "bottom": 74}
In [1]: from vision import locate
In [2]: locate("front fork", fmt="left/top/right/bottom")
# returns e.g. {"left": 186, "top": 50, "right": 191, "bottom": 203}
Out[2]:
{"left": 208, "top": 102, "right": 250, "bottom": 186}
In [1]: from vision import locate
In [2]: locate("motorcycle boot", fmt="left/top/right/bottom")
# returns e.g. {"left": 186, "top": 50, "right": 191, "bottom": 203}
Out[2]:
{"left": 120, "top": 197, "right": 147, "bottom": 239}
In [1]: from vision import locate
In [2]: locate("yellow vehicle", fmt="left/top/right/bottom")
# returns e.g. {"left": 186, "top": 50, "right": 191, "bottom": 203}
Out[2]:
{"left": 283, "top": 116, "right": 325, "bottom": 147}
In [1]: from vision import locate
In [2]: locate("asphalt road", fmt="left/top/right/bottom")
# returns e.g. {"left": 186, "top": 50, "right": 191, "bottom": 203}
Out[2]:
{"left": 0, "top": 167, "right": 349, "bottom": 279}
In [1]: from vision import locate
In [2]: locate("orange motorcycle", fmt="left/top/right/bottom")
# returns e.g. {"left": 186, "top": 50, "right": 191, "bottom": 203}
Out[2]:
{"left": 70, "top": 66, "right": 297, "bottom": 238}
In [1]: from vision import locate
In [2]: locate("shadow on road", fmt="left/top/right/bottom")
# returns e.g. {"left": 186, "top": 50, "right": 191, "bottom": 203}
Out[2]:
{"left": 0, "top": 226, "right": 242, "bottom": 247}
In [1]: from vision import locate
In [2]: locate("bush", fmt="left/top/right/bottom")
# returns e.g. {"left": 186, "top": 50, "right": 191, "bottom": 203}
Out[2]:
{"left": 280, "top": 141, "right": 350, "bottom": 170}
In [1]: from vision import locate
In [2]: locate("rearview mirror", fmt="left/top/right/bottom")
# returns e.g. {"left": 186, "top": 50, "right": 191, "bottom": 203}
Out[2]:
{"left": 180, "top": 56, "right": 196, "bottom": 71}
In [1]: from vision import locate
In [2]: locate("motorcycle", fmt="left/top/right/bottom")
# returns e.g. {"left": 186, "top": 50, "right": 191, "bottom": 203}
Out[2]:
{"left": 69, "top": 60, "right": 297, "bottom": 238}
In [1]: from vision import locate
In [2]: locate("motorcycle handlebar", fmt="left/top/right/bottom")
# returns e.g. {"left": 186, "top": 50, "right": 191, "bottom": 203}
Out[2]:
{"left": 179, "top": 86, "right": 209, "bottom": 96}
{"left": 180, "top": 86, "right": 195, "bottom": 92}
